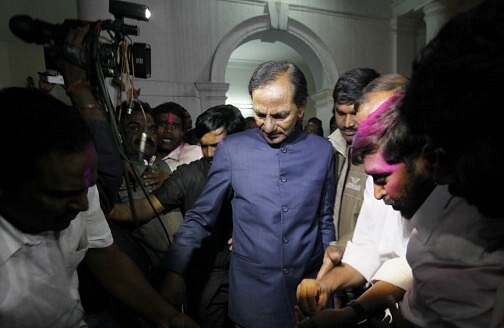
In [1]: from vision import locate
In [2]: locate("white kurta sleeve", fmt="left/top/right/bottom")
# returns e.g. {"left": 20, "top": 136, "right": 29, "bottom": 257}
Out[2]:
{"left": 84, "top": 185, "right": 114, "bottom": 248}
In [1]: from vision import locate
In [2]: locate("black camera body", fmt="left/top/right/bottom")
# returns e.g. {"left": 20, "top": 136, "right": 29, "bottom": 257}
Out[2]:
{"left": 9, "top": 0, "right": 151, "bottom": 78}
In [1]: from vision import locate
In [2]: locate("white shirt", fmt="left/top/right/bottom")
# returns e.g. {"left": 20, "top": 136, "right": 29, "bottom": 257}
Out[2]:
{"left": 401, "top": 185, "right": 504, "bottom": 328}
{"left": 162, "top": 142, "right": 203, "bottom": 172}
{"left": 342, "top": 176, "right": 413, "bottom": 290}
{"left": 0, "top": 185, "right": 113, "bottom": 328}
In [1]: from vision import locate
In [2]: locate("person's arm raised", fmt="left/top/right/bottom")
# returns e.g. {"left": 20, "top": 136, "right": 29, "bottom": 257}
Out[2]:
{"left": 56, "top": 25, "right": 124, "bottom": 215}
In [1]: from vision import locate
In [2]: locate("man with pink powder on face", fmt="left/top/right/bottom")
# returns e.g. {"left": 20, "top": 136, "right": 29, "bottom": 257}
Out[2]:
{"left": 351, "top": 88, "right": 504, "bottom": 327}
{"left": 152, "top": 102, "right": 203, "bottom": 172}
{"left": 296, "top": 75, "right": 412, "bottom": 328}
{"left": 150, "top": 102, "right": 203, "bottom": 244}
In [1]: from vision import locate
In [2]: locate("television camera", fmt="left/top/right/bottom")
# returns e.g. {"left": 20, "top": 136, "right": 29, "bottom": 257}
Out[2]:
{"left": 9, "top": 0, "right": 151, "bottom": 79}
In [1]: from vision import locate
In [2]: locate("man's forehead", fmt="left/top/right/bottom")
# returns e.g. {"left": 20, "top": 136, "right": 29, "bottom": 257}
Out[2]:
{"left": 158, "top": 112, "right": 182, "bottom": 120}
{"left": 364, "top": 151, "right": 402, "bottom": 174}
{"left": 124, "top": 111, "right": 153, "bottom": 123}
{"left": 334, "top": 102, "right": 355, "bottom": 113}
{"left": 38, "top": 146, "right": 98, "bottom": 187}
{"left": 357, "top": 91, "right": 394, "bottom": 123}
{"left": 363, "top": 91, "right": 395, "bottom": 111}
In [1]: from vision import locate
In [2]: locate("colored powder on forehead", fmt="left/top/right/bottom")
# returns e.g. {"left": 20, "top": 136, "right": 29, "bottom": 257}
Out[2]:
{"left": 357, "top": 92, "right": 404, "bottom": 140}
{"left": 167, "top": 113, "right": 175, "bottom": 125}
{"left": 368, "top": 152, "right": 402, "bottom": 173}
{"left": 83, "top": 144, "right": 97, "bottom": 186}
{"left": 368, "top": 91, "right": 404, "bottom": 123}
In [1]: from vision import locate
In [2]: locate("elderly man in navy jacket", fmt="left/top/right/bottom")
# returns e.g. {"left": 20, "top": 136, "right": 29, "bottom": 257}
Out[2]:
{"left": 160, "top": 60, "right": 336, "bottom": 328}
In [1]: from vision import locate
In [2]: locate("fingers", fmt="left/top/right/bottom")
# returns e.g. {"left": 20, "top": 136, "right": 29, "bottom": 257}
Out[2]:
{"left": 327, "top": 244, "right": 343, "bottom": 264}
{"left": 142, "top": 170, "right": 169, "bottom": 190}
{"left": 160, "top": 272, "right": 187, "bottom": 307}
{"left": 297, "top": 316, "right": 315, "bottom": 328}
{"left": 62, "top": 25, "right": 89, "bottom": 65}
{"left": 296, "top": 310, "right": 339, "bottom": 328}
{"left": 295, "top": 305, "right": 315, "bottom": 328}
{"left": 294, "top": 305, "right": 307, "bottom": 325}
{"left": 296, "top": 279, "right": 326, "bottom": 317}
{"left": 316, "top": 244, "right": 342, "bottom": 279}
{"left": 64, "top": 24, "right": 90, "bottom": 46}
{"left": 316, "top": 257, "right": 334, "bottom": 280}
{"left": 57, "top": 26, "right": 90, "bottom": 83}
{"left": 142, "top": 178, "right": 160, "bottom": 189}
{"left": 141, "top": 174, "right": 164, "bottom": 192}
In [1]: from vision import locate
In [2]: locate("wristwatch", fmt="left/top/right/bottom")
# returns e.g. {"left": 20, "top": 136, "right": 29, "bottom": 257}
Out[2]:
{"left": 347, "top": 300, "right": 368, "bottom": 325}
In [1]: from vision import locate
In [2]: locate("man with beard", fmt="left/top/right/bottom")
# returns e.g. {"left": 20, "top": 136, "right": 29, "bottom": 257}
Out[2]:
{"left": 296, "top": 76, "right": 412, "bottom": 328}
{"left": 351, "top": 90, "right": 504, "bottom": 327}
{"left": 393, "top": 0, "right": 504, "bottom": 326}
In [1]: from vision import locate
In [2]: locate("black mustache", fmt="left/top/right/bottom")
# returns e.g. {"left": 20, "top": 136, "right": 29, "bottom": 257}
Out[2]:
{"left": 134, "top": 138, "right": 155, "bottom": 147}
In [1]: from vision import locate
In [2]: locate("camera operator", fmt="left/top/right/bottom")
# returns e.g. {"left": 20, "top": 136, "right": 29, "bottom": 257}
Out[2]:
{"left": 51, "top": 25, "right": 199, "bottom": 328}
{"left": 55, "top": 24, "right": 122, "bottom": 217}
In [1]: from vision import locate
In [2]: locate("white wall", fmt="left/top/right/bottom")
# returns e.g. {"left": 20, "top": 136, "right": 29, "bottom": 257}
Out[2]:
{"left": 3, "top": 0, "right": 477, "bottom": 129}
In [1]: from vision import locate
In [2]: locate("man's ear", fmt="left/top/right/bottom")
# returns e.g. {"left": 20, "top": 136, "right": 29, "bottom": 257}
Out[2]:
{"left": 297, "top": 102, "right": 306, "bottom": 120}
{"left": 422, "top": 144, "right": 437, "bottom": 167}
{"left": 422, "top": 144, "right": 456, "bottom": 185}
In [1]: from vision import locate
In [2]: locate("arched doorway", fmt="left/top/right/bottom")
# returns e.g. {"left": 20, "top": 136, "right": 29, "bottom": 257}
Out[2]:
{"left": 210, "top": 15, "right": 339, "bottom": 132}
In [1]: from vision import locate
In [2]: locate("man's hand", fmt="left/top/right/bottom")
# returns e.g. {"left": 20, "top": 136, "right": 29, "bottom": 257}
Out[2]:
{"left": 296, "top": 279, "right": 331, "bottom": 317}
{"left": 163, "top": 312, "right": 200, "bottom": 328}
{"left": 297, "top": 308, "right": 355, "bottom": 328}
{"left": 143, "top": 169, "right": 170, "bottom": 192}
{"left": 317, "top": 243, "right": 344, "bottom": 279}
{"left": 56, "top": 25, "right": 108, "bottom": 121}
{"left": 160, "top": 271, "right": 187, "bottom": 310}
{"left": 56, "top": 25, "right": 90, "bottom": 86}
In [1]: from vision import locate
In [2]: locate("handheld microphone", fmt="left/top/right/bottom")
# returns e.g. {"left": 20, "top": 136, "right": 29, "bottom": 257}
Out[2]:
{"left": 138, "top": 131, "right": 147, "bottom": 162}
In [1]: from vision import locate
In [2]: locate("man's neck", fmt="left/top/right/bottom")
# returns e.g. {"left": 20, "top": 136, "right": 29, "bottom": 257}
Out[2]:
{"left": 159, "top": 142, "right": 185, "bottom": 160}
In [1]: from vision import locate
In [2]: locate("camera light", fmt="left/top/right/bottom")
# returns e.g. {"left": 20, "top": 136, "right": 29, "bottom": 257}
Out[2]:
{"left": 109, "top": 0, "right": 151, "bottom": 22}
